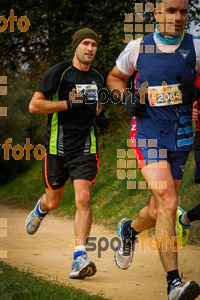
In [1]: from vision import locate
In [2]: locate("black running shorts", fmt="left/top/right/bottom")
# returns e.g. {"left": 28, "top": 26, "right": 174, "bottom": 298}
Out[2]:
{"left": 42, "top": 153, "right": 99, "bottom": 190}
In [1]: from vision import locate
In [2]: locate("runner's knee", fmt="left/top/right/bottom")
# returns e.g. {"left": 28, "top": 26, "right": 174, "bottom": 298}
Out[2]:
{"left": 155, "top": 188, "right": 177, "bottom": 216}
{"left": 75, "top": 189, "right": 91, "bottom": 209}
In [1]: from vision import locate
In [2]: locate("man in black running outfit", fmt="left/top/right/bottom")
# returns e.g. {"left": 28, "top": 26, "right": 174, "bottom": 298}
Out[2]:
{"left": 25, "top": 28, "right": 107, "bottom": 279}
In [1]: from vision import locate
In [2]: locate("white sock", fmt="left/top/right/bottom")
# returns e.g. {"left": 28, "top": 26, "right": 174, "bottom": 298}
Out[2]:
{"left": 75, "top": 245, "right": 86, "bottom": 252}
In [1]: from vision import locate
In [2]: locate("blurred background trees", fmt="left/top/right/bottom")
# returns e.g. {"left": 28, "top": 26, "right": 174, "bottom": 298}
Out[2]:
{"left": 0, "top": 0, "right": 200, "bottom": 183}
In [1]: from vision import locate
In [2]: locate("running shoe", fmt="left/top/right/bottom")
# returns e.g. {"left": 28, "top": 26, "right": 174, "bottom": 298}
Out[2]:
{"left": 69, "top": 254, "right": 96, "bottom": 279}
{"left": 115, "top": 218, "right": 136, "bottom": 270}
{"left": 176, "top": 207, "right": 191, "bottom": 246}
{"left": 25, "top": 200, "right": 46, "bottom": 235}
{"left": 168, "top": 279, "right": 200, "bottom": 300}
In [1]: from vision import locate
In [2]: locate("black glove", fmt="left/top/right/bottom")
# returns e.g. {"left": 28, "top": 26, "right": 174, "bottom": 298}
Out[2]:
{"left": 67, "top": 89, "right": 96, "bottom": 110}
{"left": 95, "top": 109, "right": 109, "bottom": 129}
{"left": 176, "top": 76, "right": 200, "bottom": 104}
{"left": 123, "top": 92, "right": 147, "bottom": 116}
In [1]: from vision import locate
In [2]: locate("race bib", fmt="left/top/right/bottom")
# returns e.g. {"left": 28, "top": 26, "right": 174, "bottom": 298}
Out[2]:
{"left": 75, "top": 84, "right": 98, "bottom": 102}
{"left": 148, "top": 82, "right": 182, "bottom": 107}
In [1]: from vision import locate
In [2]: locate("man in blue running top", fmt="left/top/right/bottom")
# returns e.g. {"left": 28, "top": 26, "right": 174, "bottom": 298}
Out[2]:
{"left": 107, "top": 0, "right": 200, "bottom": 299}
{"left": 25, "top": 28, "right": 108, "bottom": 280}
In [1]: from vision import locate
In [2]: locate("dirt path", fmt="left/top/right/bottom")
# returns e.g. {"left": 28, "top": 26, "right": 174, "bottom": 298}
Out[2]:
{"left": 0, "top": 202, "right": 200, "bottom": 300}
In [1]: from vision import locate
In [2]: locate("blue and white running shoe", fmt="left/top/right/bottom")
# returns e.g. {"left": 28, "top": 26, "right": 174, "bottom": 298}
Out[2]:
{"left": 69, "top": 254, "right": 96, "bottom": 279}
{"left": 168, "top": 279, "right": 200, "bottom": 300}
{"left": 25, "top": 200, "right": 47, "bottom": 235}
{"left": 115, "top": 218, "right": 136, "bottom": 270}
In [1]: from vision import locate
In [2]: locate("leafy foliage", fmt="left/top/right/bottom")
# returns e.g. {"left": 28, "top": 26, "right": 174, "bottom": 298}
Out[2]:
{"left": 0, "top": 72, "right": 47, "bottom": 184}
{"left": 1, "top": 0, "right": 199, "bottom": 73}
{"left": 0, "top": 0, "right": 200, "bottom": 183}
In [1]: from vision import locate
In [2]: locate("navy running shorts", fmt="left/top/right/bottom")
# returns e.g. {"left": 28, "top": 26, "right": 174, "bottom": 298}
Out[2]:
{"left": 133, "top": 146, "right": 190, "bottom": 180}
{"left": 42, "top": 153, "right": 99, "bottom": 190}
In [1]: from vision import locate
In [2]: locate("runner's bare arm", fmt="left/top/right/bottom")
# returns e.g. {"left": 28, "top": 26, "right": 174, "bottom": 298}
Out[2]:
{"left": 29, "top": 91, "right": 68, "bottom": 114}
{"left": 107, "top": 65, "right": 130, "bottom": 100}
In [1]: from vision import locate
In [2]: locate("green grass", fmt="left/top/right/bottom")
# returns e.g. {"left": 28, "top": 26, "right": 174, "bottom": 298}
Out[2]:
{"left": 0, "top": 262, "right": 106, "bottom": 300}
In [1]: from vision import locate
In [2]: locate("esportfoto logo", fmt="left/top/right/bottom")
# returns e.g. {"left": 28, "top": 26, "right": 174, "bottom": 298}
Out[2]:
{"left": 69, "top": 230, "right": 182, "bottom": 258}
